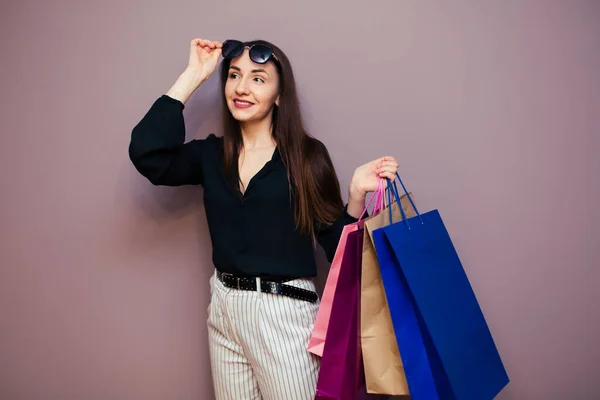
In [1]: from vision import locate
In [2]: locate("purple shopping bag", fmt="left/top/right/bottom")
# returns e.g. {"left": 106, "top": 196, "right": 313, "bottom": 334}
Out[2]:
{"left": 315, "top": 229, "right": 365, "bottom": 400}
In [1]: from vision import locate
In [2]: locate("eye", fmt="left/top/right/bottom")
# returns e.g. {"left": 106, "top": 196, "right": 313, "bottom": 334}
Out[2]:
{"left": 253, "top": 76, "right": 265, "bottom": 83}
{"left": 229, "top": 72, "right": 240, "bottom": 79}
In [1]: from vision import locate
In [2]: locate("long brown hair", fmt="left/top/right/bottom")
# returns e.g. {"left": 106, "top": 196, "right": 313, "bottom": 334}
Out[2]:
{"left": 219, "top": 39, "right": 345, "bottom": 238}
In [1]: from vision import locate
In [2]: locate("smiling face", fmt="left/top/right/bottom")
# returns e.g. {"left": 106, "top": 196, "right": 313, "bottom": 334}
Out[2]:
{"left": 224, "top": 49, "right": 280, "bottom": 124}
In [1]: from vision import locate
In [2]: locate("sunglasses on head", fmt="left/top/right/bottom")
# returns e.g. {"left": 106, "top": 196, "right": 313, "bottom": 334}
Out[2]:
{"left": 222, "top": 40, "right": 280, "bottom": 66}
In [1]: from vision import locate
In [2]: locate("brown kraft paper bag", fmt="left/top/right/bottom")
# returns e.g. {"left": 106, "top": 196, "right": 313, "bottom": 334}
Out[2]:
{"left": 361, "top": 192, "right": 417, "bottom": 395}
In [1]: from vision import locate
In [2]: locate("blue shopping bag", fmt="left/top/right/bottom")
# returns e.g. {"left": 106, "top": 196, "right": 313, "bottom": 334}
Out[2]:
{"left": 372, "top": 174, "right": 509, "bottom": 400}
{"left": 371, "top": 226, "right": 444, "bottom": 400}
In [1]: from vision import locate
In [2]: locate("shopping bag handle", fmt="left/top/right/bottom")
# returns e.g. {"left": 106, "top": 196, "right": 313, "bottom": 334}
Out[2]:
{"left": 359, "top": 176, "right": 385, "bottom": 220}
{"left": 359, "top": 175, "right": 405, "bottom": 221}
{"left": 386, "top": 172, "right": 423, "bottom": 228}
{"left": 383, "top": 179, "right": 400, "bottom": 209}
{"left": 373, "top": 176, "right": 399, "bottom": 215}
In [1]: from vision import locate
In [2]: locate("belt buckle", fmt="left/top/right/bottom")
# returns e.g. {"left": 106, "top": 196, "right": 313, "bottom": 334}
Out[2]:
{"left": 221, "top": 272, "right": 240, "bottom": 290}
{"left": 269, "top": 281, "right": 281, "bottom": 294}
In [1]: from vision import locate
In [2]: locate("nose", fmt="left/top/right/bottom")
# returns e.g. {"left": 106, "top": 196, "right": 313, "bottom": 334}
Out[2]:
{"left": 235, "top": 77, "right": 250, "bottom": 96}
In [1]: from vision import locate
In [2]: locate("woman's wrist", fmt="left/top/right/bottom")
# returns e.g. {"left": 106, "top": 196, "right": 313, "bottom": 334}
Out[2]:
{"left": 183, "top": 67, "right": 209, "bottom": 85}
{"left": 166, "top": 69, "right": 207, "bottom": 105}
{"left": 348, "top": 180, "right": 365, "bottom": 202}
{"left": 346, "top": 184, "right": 366, "bottom": 219}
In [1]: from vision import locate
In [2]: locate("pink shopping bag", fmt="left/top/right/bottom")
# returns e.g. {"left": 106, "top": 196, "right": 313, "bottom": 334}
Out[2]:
{"left": 308, "top": 224, "right": 359, "bottom": 356}
{"left": 308, "top": 179, "right": 386, "bottom": 357}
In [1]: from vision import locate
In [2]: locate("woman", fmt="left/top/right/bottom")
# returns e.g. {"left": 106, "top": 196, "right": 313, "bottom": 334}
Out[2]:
{"left": 129, "top": 38, "right": 399, "bottom": 400}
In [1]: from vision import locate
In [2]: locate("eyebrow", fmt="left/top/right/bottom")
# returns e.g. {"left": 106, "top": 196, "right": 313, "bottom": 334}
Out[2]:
{"left": 229, "top": 65, "right": 269, "bottom": 75}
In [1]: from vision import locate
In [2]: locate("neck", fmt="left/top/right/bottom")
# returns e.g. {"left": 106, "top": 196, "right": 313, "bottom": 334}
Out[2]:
{"left": 239, "top": 113, "right": 276, "bottom": 149}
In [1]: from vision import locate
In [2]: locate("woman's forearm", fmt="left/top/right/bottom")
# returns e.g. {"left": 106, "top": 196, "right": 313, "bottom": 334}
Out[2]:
{"left": 166, "top": 68, "right": 207, "bottom": 105}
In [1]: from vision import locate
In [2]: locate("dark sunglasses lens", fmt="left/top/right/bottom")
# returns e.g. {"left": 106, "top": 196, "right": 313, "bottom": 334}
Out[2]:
{"left": 249, "top": 45, "right": 273, "bottom": 64}
{"left": 222, "top": 40, "right": 243, "bottom": 58}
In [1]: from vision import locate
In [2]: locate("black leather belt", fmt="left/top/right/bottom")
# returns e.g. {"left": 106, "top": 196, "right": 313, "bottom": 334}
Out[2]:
{"left": 216, "top": 270, "right": 318, "bottom": 303}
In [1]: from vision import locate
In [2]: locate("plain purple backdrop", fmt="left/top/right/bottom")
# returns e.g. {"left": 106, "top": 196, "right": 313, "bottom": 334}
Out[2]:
{"left": 1, "top": 1, "right": 598, "bottom": 399}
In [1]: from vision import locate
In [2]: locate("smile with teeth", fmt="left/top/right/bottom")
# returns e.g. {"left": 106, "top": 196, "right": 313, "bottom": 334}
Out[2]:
{"left": 233, "top": 99, "right": 254, "bottom": 108}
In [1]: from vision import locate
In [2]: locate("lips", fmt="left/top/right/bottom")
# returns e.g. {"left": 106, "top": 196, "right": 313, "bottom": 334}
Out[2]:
{"left": 233, "top": 98, "right": 254, "bottom": 109}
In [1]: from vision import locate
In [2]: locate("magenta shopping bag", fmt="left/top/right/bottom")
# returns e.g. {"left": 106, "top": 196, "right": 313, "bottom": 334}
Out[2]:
{"left": 309, "top": 181, "right": 383, "bottom": 357}
{"left": 315, "top": 229, "right": 365, "bottom": 400}
{"left": 308, "top": 224, "right": 359, "bottom": 356}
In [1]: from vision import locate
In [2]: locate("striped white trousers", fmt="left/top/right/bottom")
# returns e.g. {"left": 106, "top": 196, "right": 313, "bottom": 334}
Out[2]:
{"left": 207, "top": 271, "right": 321, "bottom": 400}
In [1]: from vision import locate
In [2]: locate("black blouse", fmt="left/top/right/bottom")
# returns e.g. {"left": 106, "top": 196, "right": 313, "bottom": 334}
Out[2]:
{"left": 128, "top": 94, "right": 359, "bottom": 278}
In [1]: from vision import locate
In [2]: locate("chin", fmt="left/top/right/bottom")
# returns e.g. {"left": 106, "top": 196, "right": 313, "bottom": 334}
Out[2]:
{"left": 229, "top": 111, "right": 255, "bottom": 122}
{"left": 229, "top": 108, "right": 264, "bottom": 123}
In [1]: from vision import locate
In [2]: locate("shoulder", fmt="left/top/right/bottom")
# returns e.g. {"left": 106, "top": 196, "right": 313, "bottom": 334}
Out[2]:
{"left": 188, "top": 133, "right": 223, "bottom": 158}
{"left": 302, "top": 137, "right": 339, "bottom": 183}
{"left": 197, "top": 133, "right": 223, "bottom": 148}
{"left": 205, "top": 133, "right": 224, "bottom": 145}
{"left": 303, "top": 136, "right": 332, "bottom": 162}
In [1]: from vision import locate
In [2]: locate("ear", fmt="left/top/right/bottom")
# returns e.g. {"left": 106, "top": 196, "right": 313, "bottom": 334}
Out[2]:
{"left": 275, "top": 94, "right": 280, "bottom": 107}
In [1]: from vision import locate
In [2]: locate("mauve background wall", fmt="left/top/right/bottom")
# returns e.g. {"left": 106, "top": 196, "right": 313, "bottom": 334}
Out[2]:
{"left": 1, "top": 1, "right": 598, "bottom": 399}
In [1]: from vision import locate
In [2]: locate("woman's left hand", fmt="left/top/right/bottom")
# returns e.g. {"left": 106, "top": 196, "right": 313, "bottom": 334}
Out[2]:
{"left": 349, "top": 156, "right": 399, "bottom": 199}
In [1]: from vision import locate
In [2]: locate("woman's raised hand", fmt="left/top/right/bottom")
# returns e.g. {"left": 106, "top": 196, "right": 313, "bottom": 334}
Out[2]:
{"left": 187, "top": 38, "right": 223, "bottom": 81}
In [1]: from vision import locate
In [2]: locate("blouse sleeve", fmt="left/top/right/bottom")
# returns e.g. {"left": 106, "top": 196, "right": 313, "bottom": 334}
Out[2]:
{"left": 316, "top": 204, "right": 361, "bottom": 263}
{"left": 128, "top": 94, "right": 208, "bottom": 186}
{"left": 312, "top": 138, "right": 367, "bottom": 262}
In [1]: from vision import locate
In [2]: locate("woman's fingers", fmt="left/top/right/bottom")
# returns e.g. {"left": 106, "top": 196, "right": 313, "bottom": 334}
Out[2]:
{"left": 376, "top": 161, "right": 398, "bottom": 173}
{"left": 378, "top": 171, "right": 396, "bottom": 180}
{"left": 374, "top": 156, "right": 398, "bottom": 167}
{"left": 370, "top": 156, "right": 399, "bottom": 179}
{"left": 377, "top": 161, "right": 398, "bottom": 169}
{"left": 193, "top": 38, "right": 222, "bottom": 50}
{"left": 209, "top": 48, "right": 222, "bottom": 61}
{"left": 378, "top": 156, "right": 397, "bottom": 163}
